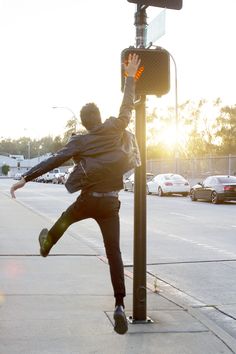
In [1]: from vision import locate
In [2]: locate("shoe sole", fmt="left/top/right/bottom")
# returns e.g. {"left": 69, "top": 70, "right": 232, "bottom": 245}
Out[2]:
{"left": 38, "top": 229, "right": 49, "bottom": 257}
{"left": 114, "top": 312, "right": 128, "bottom": 335}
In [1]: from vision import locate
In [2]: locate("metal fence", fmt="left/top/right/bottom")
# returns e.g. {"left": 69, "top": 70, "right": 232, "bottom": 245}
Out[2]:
{"left": 147, "top": 155, "right": 236, "bottom": 181}
{"left": 3, "top": 154, "right": 236, "bottom": 182}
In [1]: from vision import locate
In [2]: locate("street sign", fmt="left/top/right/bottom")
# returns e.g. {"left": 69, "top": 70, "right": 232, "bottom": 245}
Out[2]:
{"left": 146, "top": 9, "right": 166, "bottom": 44}
{"left": 127, "top": 0, "right": 182, "bottom": 10}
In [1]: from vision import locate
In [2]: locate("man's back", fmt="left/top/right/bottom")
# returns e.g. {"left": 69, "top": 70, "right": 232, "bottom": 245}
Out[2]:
{"left": 66, "top": 118, "right": 133, "bottom": 193}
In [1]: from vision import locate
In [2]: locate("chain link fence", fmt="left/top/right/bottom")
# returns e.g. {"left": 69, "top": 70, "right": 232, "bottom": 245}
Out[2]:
{"left": 147, "top": 155, "right": 236, "bottom": 184}
{"left": 2, "top": 154, "right": 236, "bottom": 185}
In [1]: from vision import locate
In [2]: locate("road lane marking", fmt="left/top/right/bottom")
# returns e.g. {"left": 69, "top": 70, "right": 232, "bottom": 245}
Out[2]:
{"left": 162, "top": 231, "right": 236, "bottom": 259}
{"left": 170, "top": 212, "right": 196, "bottom": 219}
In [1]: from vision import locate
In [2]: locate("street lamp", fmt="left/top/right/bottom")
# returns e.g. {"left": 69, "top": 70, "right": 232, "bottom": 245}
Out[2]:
{"left": 168, "top": 51, "right": 179, "bottom": 173}
{"left": 52, "top": 106, "right": 78, "bottom": 133}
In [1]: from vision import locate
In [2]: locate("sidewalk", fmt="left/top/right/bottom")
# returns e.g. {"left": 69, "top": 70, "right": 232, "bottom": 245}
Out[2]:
{"left": 0, "top": 190, "right": 236, "bottom": 354}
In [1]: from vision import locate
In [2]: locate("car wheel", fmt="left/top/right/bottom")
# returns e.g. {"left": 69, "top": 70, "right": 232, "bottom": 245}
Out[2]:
{"left": 211, "top": 191, "right": 220, "bottom": 204}
{"left": 124, "top": 184, "right": 128, "bottom": 192}
{"left": 158, "top": 187, "right": 164, "bottom": 197}
{"left": 146, "top": 186, "right": 151, "bottom": 195}
{"left": 190, "top": 189, "right": 197, "bottom": 201}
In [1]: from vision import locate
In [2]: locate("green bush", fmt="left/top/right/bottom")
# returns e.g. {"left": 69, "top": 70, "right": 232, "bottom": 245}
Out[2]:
{"left": 2, "top": 164, "right": 10, "bottom": 176}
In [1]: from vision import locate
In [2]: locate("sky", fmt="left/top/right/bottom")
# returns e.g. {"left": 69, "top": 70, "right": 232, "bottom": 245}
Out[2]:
{"left": 0, "top": 0, "right": 235, "bottom": 140}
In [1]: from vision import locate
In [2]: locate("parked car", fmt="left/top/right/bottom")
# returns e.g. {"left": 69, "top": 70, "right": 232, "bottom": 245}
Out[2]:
{"left": 13, "top": 172, "right": 23, "bottom": 180}
{"left": 190, "top": 175, "right": 236, "bottom": 204}
{"left": 147, "top": 173, "right": 190, "bottom": 196}
{"left": 63, "top": 166, "right": 74, "bottom": 184}
{"left": 34, "top": 174, "right": 47, "bottom": 183}
{"left": 52, "top": 172, "right": 66, "bottom": 184}
{"left": 124, "top": 172, "right": 154, "bottom": 192}
{"left": 44, "top": 168, "right": 64, "bottom": 183}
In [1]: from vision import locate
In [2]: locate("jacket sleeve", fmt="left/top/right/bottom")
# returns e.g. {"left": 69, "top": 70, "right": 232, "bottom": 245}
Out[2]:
{"left": 113, "top": 76, "right": 135, "bottom": 130}
{"left": 22, "top": 137, "right": 79, "bottom": 182}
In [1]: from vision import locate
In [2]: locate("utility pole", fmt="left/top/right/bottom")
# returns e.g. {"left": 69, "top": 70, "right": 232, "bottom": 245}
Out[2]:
{"left": 27, "top": 141, "right": 31, "bottom": 160}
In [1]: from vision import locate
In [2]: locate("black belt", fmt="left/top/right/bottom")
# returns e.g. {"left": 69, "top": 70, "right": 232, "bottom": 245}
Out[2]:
{"left": 87, "top": 191, "right": 119, "bottom": 197}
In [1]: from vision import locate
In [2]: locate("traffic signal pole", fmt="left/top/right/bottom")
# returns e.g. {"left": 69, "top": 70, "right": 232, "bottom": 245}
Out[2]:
{"left": 125, "top": 0, "right": 182, "bottom": 324}
{"left": 133, "top": 95, "right": 148, "bottom": 322}
{"left": 134, "top": 4, "right": 147, "bottom": 48}
{"left": 132, "top": 4, "right": 152, "bottom": 323}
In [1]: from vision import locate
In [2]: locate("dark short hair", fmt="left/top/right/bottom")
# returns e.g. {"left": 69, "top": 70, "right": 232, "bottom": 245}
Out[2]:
{"left": 80, "top": 103, "right": 101, "bottom": 131}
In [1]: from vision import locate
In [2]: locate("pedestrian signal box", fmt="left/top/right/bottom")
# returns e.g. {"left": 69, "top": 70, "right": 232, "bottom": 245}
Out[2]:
{"left": 127, "top": 0, "right": 182, "bottom": 10}
{"left": 121, "top": 47, "right": 170, "bottom": 96}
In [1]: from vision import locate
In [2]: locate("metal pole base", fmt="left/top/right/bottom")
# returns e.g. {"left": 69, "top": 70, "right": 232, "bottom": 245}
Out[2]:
{"left": 128, "top": 316, "right": 154, "bottom": 324}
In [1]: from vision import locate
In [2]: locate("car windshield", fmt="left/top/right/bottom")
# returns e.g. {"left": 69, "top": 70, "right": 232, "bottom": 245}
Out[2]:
{"left": 217, "top": 176, "right": 236, "bottom": 183}
{"left": 127, "top": 173, "right": 153, "bottom": 182}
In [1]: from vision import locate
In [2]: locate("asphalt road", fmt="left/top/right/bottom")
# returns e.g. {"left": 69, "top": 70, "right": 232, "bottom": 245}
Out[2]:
{"left": 1, "top": 178, "right": 236, "bottom": 338}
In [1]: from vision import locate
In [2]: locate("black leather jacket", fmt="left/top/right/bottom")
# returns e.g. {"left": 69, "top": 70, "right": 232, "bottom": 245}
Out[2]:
{"left": 23, "top": 77, "right": 135, "bottom": 191}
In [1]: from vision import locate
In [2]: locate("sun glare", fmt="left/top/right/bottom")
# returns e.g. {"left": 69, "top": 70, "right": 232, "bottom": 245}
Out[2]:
{"left": 147, "top": 117, "right": 190, "bottom": 153}
{"left": 160, "top": 126, "right": 177, "bottom": 149}
{"left": 147, "top": 119, "right": 177, "bottom": 151}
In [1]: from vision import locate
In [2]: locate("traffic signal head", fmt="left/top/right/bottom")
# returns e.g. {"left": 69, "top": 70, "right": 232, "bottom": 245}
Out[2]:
{"left": 127, "top": 0, "right": 182, "bottom": 10}
{"left": 121, "top": 47, "right": 170, "bottom": 96}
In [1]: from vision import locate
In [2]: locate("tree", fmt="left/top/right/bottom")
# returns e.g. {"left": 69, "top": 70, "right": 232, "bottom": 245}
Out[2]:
{"left": 63, "top": 118, "right": 86, "bottom": 143}
{"left": 215, "top": 105, "right": 236, "bottom": 154}
{"left": 146, "top": 107, "right": 176, "bottom": 158}
{"left": 181, "top": 99, "right": 220, "bottom": 157}
{"left": 2, "top": 164, "right": 10, "bottom": 176}
{"left": 145, "top": 98, "right": 224, "bottom": 158}
{"left": 51, "top": 135, "right": 64, "bottom": 153}
{"left": 0, "top": 99, "right": 234, "bottom": 160}
{"left": 63, "top": 117, "right": 79, "bottom": 142}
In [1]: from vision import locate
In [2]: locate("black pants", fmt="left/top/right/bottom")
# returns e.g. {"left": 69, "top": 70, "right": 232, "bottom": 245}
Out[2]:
{"left": 48, "top": 193, "right": 126, "bottom": 300}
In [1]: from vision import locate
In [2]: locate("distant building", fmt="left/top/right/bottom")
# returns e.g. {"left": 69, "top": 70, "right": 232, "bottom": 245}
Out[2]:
{"left": 0, "top": 153, "right": 51, "bottom": 177}
{"left": 9, "top": 154, "right": 24, "bottom": 161}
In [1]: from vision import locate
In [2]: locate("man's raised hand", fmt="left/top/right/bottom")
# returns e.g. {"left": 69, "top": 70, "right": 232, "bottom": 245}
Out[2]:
{"left": 124, "top": 53, "right": 141, "bottom": 78}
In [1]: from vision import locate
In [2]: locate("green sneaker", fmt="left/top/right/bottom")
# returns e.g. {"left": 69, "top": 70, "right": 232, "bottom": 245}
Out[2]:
{"left": 38, "top": 228, "right": 53, "bottom": 257}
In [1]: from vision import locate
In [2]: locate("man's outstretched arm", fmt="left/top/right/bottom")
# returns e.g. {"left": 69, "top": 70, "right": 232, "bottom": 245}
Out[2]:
{"left": 116, "top": 53, "right": 141, "bottom": 130}
{"left": 10, "top": 137, "right": 79, "bottom": 198}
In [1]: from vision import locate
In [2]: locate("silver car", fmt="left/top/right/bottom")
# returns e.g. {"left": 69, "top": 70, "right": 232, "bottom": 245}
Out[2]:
{"left": 147, "top": 173, "right": 190, "bottom": 196}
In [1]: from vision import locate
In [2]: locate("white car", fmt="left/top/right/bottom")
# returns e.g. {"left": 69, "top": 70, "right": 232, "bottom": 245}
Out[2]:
{"left": 147, "top": 173, "right": 190, "bottom": 196}
{"left": 13, "top": 172, "right": 23, "bottom": 180}
{"left": 44, "top": 168, "right": 64, "bottom": 183}
{"left": 63, "top": 166, "right": 74, "bottom": 183}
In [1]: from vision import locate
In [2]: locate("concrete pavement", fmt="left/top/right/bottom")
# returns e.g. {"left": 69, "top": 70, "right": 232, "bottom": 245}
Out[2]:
{"left": 0, "top": 187, "right": 236, "bottom": 354}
